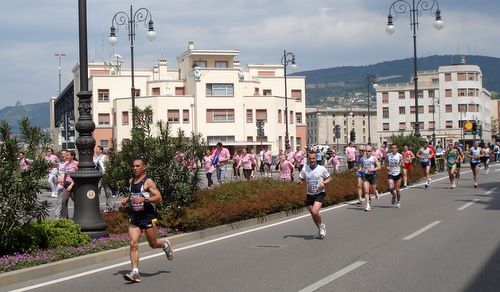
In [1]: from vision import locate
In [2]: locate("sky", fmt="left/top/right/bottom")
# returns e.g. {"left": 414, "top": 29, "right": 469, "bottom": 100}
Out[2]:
{"left": 0, "top": 0, "right": 499, "bottom": 109}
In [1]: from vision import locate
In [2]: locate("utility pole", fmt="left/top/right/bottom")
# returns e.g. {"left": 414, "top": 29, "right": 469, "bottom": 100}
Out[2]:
{"left": 54, "top": 53, "right": 66, "bottom": 95}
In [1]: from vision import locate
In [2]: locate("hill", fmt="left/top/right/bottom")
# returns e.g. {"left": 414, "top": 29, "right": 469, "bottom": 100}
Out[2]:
{"left": 296, "top": 55, "right": 500, "bottom": 105}
{"left": 0, "top": 102, "right": 50, "bottom": 132}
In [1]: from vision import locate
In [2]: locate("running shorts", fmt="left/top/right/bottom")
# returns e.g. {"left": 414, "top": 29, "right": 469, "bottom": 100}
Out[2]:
{"left": 305, "top": 192, "right": 326, "bottom": 206}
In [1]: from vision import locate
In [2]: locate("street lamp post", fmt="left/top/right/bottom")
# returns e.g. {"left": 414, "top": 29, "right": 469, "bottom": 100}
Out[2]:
{"left": 108, "top": 5, "right": 156, "bottom": 129}
{"left": 71, "top": 0, "right": 108, "bottom": 238}
{"left": 431, "top": 95, "right": 438, "bottom": 145}
{"left": 386, "top": 0, "right": 444, "bottom": 138}
{"left": 281, "top": 50, "right": 297, "bottom": 150}
{"left": 366, "top": 74, "right": 380, "bottom": 145}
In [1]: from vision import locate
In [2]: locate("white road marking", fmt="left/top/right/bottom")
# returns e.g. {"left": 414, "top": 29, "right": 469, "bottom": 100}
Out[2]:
{"left": 457, "top": 199, "right": 480, "bottom": 211}
{"left": 485, "top": 187, "right": 497, "bottom": 195}
{"left": 403, "top": 221, "right": 442, "bottom": 241}
{"left": 297, "top": 261, "right": 367, "bottom": 292}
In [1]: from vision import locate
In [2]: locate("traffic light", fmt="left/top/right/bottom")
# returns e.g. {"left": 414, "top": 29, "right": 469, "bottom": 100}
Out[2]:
{"left": 334, "top": 125, "right": 341, "bottom": 139}
{"left": 472, "top": 121, "right": 477, "bottom": 132}
{"left": 350, "top": 129, "right": 356, "bottom": 142}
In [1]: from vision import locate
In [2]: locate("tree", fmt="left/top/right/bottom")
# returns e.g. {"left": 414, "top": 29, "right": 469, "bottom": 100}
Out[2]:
{"left": 103, "top": 106, "right": 207, "bottom": 213}
{"left": 0, "top": 119, "right": 50, "bottom": 255}
{"left": 390, "top": 133, "right": 423, "bottom": 155}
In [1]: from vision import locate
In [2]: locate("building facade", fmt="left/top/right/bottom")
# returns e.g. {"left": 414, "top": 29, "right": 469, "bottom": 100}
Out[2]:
{"left": 306, "top": 106, "right": 378, "bottom": 148}
{"left": 375, "top": 63, "right": 492, "bottom": 145}
{"left": 50, "top": 42, "right": 306, "bottom": 154}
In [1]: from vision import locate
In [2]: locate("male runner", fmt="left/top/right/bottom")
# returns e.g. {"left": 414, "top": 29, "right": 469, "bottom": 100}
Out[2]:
{"left": 387, "top": 144, "right": 404, "bottom": 208}
{"left": 467, "top": 140, "right": 483, "bottom": 188}
{"left": 298, "top": 151, "right": 332, "bottom": 239}
{"left": 417, "top": 141, "right": 434, "bottom": 188}
{"left": 121, "top": 157, "right": 174, "bottom": 283}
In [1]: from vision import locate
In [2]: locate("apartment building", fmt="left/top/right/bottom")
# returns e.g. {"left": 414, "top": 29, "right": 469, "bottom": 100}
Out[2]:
{"left": 375, "top": 62, "right": 492, "bottom": 145}
{"left": 306, "top": 106, "right": 378, "bottom": 148}
{"left": 50, "top": 42, "right": 306, "bottom": 154}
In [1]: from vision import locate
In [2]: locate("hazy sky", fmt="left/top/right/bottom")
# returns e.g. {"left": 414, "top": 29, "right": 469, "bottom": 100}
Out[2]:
{"left": 0, "top": 0, "right": 499, "bottom": 109}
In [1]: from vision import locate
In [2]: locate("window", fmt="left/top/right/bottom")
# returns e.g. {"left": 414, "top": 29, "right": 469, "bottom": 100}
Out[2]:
{"left": 398, "top": 91, "right": 405, "bottom": 99}
{"left": 152, "top": 87, "right": 160, "bottom": 96}
{"left": 382, "top": 92, "right": 389, "bottom": 103}
{"left": 410, "top": 90, "right": 423, "bottom": 99}
{"left": 256, "top": 109, "right": 267, "bottom": 122}
{"left": 445, "top": 104, "right": 453, "bottom": 113}
{"left": 215, "top": 61, "right": 228, "bottom": 68}
{"left": 98, "top": 113, "right": 110, "bottom": 125}
{"left": 457, "top": 73, "right": 466, "bottom": 81}
{"left": 291, "top": 90, "right": 302, "bottom": 101}
{"left": 175, "top": 87, "right": 185, "bottom": 95}
{"left": 263, "top": 89, "right": 272, "bottom": 96}
{"left": 122, "top": 111, "right": 129, "bottom": 125}
{"left": 383, "top": 123, "right": 389, "bottom": 131}
{"left": 133, "top": 89, "right": 140, "bottom": 97}
{"left": 468, "top": 104, "right": 478, "bottom": 112}
{"left": 206, "top": 109, "right": 235, "bottom": 123}
{"left": 193, "top": 60, "right": 207, "bottom": 68}
{"left": 428, "top": 90, "right": 435, "bottom": 98}
{"left": 429, "top": 121, "right": 435, "bottom": 129}
{"left": 100, "top": 140, "right": 109, "bottom": 150}
{"left": 290, "top": 111, "right": 294, "bottom": 124}
{"left": 254, "top": 87, "right": 259, "bottom": 96}
{"left": 429, "top": 105, "right": 435, "bottom": 113}
{"left": 247, "top": 136, "right": 253, "bottom": 142}
{"left": 278, "top": 110, "right": 282, "bottom": 123}
{"left": 445, "top": 73, "right": 452, "bottom": 81}
{"left": 445, "top": 89, "right": 452, "bottom": 97}
{"left": 399, "top": 122, "right": 406, "bottom": 131}
{"left": 458, "top": 104, "right": 467, "bottom": 112}
{"left": 410, "top": 106, "right": 424, "bottom": 114}
{"left": 383, "top": 107, "right": 389, "bottom": 119}
{"left": 97, "top": 89, "right": 109, "bottom": 102}
{"left": 468, "top": 88, "right": 479, "bottom": 97}
{"left": 206, "top": 84, "right": 234, "bottom": 96}
{"left": 246, "top": 109, "right": 253, "bottom": 123}
{"left": 458, "top": 88, "right": 467, "bottom": 96}
{"left": 296, "top": 137, "right": 302, "bottom": 148}
{"left": 296, "top": 112, "right": 302, "bottom": 124}
{"left": 399, "top": 107, "right": 406, "bottom": 115}
{"left": 446, "top": 120, "right": 453, "bottom": 129}
{"left": 258, "top": 71, "right": 275, "bottom": 77}
{"left": 167, "top": 110, "right": 179, "bottom": 123}
{"left": 183, "top": 109, "right": 189, "bottom": 123}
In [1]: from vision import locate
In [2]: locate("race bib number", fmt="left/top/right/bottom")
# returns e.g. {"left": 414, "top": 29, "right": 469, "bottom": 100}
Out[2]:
{"left": 130, "top": 192, "right": 145, "bottom": 212}
{"left": 403, "top": 157, "right": 411, "bottom": 163}
{"left": 448, "top": 157, "right": 455, "bottom": 164}
{"left": 307, "top": 180, "right": 320, "bottom": 194}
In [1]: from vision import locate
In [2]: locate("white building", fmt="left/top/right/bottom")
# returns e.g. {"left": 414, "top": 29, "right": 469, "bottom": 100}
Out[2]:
{"left": 306, "top": 106, "right": 378, "bottom": 148}
{"left": 375, "top": 62, "right": 492, "bottom": 145}
{"left": 50, "top": 42, "right": 307, "bottom": 154}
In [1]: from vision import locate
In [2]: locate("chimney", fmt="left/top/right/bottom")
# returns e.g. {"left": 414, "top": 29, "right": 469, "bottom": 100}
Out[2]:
{"left": 158, "top": 59, "right": 168, "bottom": 80}
{"left": 188, "top": 41, "right": 194, "bottom": 50}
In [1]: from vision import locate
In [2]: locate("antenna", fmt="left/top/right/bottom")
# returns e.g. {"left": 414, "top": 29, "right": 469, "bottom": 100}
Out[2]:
{"left": 54, "top": 53, "right": 66, "bottom": 95}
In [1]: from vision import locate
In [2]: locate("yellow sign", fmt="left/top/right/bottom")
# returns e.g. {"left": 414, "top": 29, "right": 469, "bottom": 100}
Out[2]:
{"left": 464, "top": 121, "right": 473, "bottom": 131}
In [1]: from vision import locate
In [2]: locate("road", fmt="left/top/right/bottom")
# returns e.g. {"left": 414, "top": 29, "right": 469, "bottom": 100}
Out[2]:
{"left": 7, "top": 163, "right": 500, "bottom": 292}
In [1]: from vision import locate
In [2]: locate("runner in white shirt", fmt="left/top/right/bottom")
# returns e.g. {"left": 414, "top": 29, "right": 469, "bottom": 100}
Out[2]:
{"left": 360, "top": 147, "right": 381, "bottom": 211}
{"left": 298, "top": 151, "right": 332, "bottom": 239}
{"left": 467, "top": 140, "right": 483, "bottom": 188}
{"left": 417, "top": 141, "right": 434, "bottom": 188}
{"left": 481, "top": 142, "right": 490, "bottom": 174}
{"left": 386, "top": 144, "right": 404, "bottom": 208}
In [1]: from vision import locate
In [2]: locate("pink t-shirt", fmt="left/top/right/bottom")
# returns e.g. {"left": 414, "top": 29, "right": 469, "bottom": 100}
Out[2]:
{"left": 45, "top": 154, "right": 59, "bottom": 169}
{"left": 57, "top": 160, "right": 78, "bottom": 189}
{"left": 241, "top": 154, "right": 254, "bottom": 170}
{"left": 264, "top": 150, "right": 272, "bottom": 164}
{"left": 214, "top": 147, "right": 231, "bottom": 166}
{"left": 202, "top": 155, "right": 214, "bottom": 173}
{"left": 287, "top": 151, "right": 296, "bottom": 163}
{"left": 294, "top": 150, "right": 304, "bottom": 166}
{"left": 19, "top": 158, "right": 32, "bottom": 172}
{"left": 345, "top": 146, "right": 356, "bottom": 162}
{"left": 279, "top": 160, "right": 294, "bottom": 181}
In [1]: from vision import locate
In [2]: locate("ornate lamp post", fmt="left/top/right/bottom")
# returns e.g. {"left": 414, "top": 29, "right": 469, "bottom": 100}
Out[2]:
{"left": 366, "top": 74, "right": 381, "bottom": 145}
{"left": 386, "top": 0, "right": 444, "bottom": 137}
{"left": 281, "top": 50, "right": 297, "bottom": 150}
{"left": 108, "top": 5, "right": 156, "bottom": 129}
{"left": 71, "top": 0, "right": 108, "bottom": 238}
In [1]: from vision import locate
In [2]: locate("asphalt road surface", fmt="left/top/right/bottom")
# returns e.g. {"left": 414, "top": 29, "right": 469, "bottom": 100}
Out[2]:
{"left": 7, "top": 163, "right": 500, "bottom": 292}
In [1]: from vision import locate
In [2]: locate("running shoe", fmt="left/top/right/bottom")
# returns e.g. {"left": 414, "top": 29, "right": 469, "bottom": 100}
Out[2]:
{"left": 163, "top": 239, "right": 174, "bottom": 261}
{"left": 396, "top": 202, "right": 401, "bottom": 208}
{"left": 356, "top": 199, "right": 363, "bottom": 205}
{"left": 51, "top": 192, "right": 57, "bottom": 198}
{"left": 486, "top": 170, "right": 489, "bottom": 174}
{"left": 474, "top": 183, "right": 478, "bottom": 188}
{"left": 403, "top": 184, "right": 408, "bottom": 188}
{"left": 391, "top": 195, "right": 396, "bottom": 205}
{"left": 364, "top": 204, "right": 371, "bottom": 212}
{"left": 449, "top": 185, "right": 455, "bottom": 189}
{"left": 427, "top": 178, "right": 431, "bottom": 186}
{"left": 318, "top": 223, "right": 326, "bottom": 239}
{"left": 375, "top": 191, "right": 379, "bottom": 200}
{"left": 124, "top": 272, "right": 141, "bottom": 283}
{"left": 424, "top": 183, "right": 428, "bottom": 189}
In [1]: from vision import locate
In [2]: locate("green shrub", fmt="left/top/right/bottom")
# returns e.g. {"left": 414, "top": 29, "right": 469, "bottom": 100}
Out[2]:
{"left": 35, "top": 220, "right": 91, "bottom": 248}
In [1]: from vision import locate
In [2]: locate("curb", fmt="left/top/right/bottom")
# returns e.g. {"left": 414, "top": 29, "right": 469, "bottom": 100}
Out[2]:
{"left": 0, "top": 207, "right": 307, "bottom": 287}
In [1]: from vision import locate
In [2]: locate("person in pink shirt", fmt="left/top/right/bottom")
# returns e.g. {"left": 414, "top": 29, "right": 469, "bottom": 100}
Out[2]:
{"left": 232, "top": 150, "right": 241, "bottom": 180}
{"left": 238, "top": 147, "right": 255, "bottom": 180}
{"left": 45, "top": 148, "right": 60, "bottom": 198}
{"left": 345, "top": 142, "right": 357, "bottom": 170}
{"left": 55, "top": 150, "right": 78, "bottom": 219}
{"left": 202, "top": 149, "right": 215, "bottom": 188}
{"left": 294, "top": 146, "right": 305, "bottom": 172}
{"left": 18, "top": 151, "right": 32, "bottom": 173}
{"left": 263, "top": 146, "right": 273, "bottom": 177}
{"left": 212, "top": 142, "right": 231, "bottom": 184}
{"left": 327, "top": 151, "right": 343, "bottom": 173}
{"left": 278, "top": 153, "right": 294, "bottom": 181}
